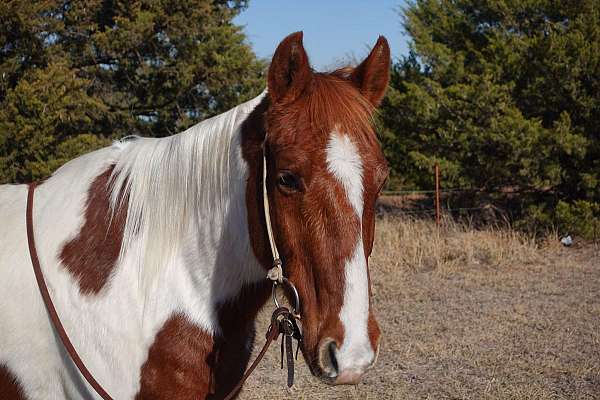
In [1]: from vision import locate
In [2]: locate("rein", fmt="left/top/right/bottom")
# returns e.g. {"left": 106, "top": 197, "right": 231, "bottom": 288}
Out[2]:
{"left": 26, "top": 182, "right": 114, "bottom": 400}
{"left": 25, "top": 142, "right": 302, "bottom": 399}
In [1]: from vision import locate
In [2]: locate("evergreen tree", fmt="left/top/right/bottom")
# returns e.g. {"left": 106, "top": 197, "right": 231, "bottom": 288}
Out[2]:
{"left": 0, "top": 0, "right": 265, "bottom": 183}
{"left": 381, "top": 0, "right": 599, "bottom": 235}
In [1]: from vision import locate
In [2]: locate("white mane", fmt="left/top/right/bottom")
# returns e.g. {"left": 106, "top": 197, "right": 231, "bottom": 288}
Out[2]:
{"left": 108, "top": 92, "right": 266, "bottom": 288}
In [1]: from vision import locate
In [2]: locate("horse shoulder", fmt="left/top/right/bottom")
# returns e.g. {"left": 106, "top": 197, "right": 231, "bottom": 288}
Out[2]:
{"left": 136, "top": 283, "right": 270, "bottom": 400}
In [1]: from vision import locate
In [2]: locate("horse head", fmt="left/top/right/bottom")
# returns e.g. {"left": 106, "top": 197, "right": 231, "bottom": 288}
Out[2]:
{"left": 243, "top": 32, "right": 390, "bottom": 385}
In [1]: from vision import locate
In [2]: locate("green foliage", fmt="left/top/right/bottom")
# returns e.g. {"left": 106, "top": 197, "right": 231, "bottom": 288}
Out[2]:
{"left": 556, "top": 200, "right": 600, "bottom": 240}
{"left": 0, "top": 0, "right": 264, "bottom": 184}
{"left": 382, "top": 0, "right": 600, "bottom": 235}
{"left": 0, "top": 62, "right": 110, "bottom": 182}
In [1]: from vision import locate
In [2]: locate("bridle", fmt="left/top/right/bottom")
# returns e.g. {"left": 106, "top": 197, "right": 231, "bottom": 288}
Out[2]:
{"left": 25, "top": 137, "right": 303, "bottom": 400}
{"left": 222, "top": 139, "right": 304, "bottom": 399}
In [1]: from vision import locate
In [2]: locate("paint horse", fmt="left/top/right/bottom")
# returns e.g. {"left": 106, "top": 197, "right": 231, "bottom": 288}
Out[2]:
{"left": 0, "top": 32, "right": 390, "bottom": 399}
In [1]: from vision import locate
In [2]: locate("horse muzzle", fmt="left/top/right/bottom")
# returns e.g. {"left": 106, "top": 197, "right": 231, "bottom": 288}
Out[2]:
{"left": 316, "top": 337, "right": 378, "bottom": 385}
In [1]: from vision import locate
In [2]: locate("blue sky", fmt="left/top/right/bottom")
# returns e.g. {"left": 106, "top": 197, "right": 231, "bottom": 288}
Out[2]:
{"left": 234, "top": 1, "right": 410, "bottom": 70}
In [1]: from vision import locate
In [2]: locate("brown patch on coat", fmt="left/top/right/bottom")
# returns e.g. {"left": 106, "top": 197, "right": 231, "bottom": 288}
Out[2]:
{"left": 135, "top": 283, "right": 270, "bottom": 400}
{"left": 59, "top": 166, "right": 127, "bottom": 295}
{"left": 210, "top": 282, "right": 271, "bottom": 399}
{"left": 242, "top": 32, "right": 389, "bottom": 377}
{"left": 136, "top": 314, "right": 215, "bottom": 400}
{"left": 0, "top": 364, "right": 27, "bottom": 400}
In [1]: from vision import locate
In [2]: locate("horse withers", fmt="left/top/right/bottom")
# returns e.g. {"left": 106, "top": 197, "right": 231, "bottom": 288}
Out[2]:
{"left": 0, "top": 31, "right": 390, "bottom": 399}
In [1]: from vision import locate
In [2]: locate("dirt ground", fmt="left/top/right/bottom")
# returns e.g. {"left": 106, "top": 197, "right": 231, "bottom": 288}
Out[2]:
{"left": 239, "top": 217, "right": 600, "bottom": 400}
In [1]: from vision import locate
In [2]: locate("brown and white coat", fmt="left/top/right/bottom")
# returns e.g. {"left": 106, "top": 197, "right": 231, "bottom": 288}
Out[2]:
{"left": 0, "top": 32, "right": 390, "bottom": 399}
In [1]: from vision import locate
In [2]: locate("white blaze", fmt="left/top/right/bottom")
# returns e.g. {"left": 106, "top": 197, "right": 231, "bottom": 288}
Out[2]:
{"left": 325, "top": 131, "right": 374, "bottom": 373}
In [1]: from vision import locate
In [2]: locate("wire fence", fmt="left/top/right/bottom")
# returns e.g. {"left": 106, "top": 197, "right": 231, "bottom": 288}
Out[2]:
{"left": 380, "top": 166, "right": 599, "bottom": 241}
{"left": 378, "top": 164, "right": 514, "bottom": 222}
{"left": 382, "top": 188, "right": 472, "bottom": 195}
{"left": 378, "top": 200, "right": 493, "bottom": 216}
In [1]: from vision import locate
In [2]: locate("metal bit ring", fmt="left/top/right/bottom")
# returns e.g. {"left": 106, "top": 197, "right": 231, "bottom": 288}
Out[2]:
{"left": 271, "top": 277, "right": 300, "bottom": 316}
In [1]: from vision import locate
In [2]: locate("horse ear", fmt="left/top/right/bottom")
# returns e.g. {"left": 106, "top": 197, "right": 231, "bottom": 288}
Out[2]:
{"left": 351, "top": 36, "right": 391, "bottom": 106}
{"left": 268, "top": 31, "right": 312, "bottom": 104}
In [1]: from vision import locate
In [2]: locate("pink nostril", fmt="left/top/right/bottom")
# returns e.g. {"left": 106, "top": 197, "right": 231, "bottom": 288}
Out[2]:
{"left": 334, "top": 369, "right": 365, "bottom": 385}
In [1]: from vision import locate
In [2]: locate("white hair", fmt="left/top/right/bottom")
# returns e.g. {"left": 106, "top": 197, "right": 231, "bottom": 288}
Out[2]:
{"left": 108, "top": 92, "right": 266, "bottom": 289}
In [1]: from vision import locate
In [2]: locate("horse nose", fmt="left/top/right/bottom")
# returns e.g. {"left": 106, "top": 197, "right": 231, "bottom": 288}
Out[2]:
{"left": 317, "top": 338, "right": 374, "bottom": 385}
{"left": 334, "top": 369, "right": 365, "bottom": 385}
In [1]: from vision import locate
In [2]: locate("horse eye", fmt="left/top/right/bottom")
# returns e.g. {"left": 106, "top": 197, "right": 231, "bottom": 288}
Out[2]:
{"left": 277, "top": 171, "right": 301, "bottom": 192}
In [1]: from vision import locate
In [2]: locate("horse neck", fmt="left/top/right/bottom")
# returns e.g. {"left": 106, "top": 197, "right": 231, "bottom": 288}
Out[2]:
{"left": 111, "top": 96, "right": 268, "bottom": 324}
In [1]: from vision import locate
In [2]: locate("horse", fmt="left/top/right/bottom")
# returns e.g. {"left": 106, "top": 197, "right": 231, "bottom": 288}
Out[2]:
{"left": 0, "top": 31, "right": 390, "bottom": 399}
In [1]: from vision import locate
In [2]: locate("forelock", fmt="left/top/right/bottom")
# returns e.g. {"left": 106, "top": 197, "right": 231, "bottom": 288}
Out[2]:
{"left": 267, "top": 71, "right": 377, "bottom": 148}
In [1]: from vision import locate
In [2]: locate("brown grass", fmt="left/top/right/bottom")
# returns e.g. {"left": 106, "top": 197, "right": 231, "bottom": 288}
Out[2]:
{"left": 239, "top": 216, "right": 600, "bottom": 400}
{"left": 371, "top": 216, "right": 544, "bottom": 274}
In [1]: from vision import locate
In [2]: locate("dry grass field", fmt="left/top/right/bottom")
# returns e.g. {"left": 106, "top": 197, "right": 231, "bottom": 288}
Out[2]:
{"left": 239, "top": 215, "right": 600, "bottom": 400}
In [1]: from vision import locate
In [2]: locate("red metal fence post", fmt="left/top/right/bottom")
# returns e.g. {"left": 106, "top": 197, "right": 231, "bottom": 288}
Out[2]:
{"left": 435, "top": 163, "right": 441, "bottom": 226}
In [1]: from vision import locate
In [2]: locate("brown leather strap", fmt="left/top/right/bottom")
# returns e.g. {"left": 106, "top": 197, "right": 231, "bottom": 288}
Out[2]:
{"left": 26, "top": 183, "right": 114, "bottom": 400}
{"left": 222, "top": 318, "right": 282, "bottom": 400}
